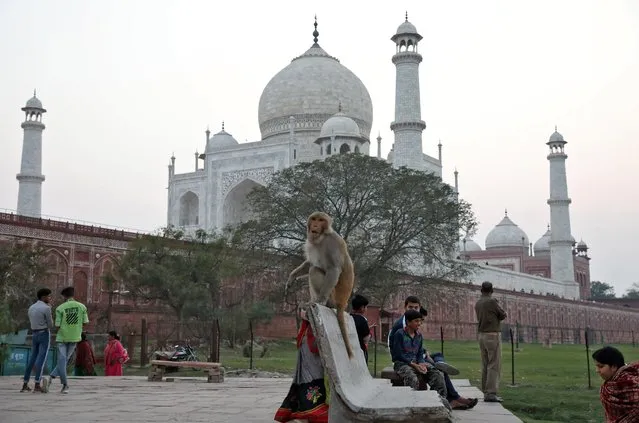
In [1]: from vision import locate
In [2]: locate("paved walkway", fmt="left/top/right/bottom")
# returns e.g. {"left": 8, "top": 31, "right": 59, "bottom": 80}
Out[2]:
{"left": 0, "top": 376, "right": 522, "bottom": 422}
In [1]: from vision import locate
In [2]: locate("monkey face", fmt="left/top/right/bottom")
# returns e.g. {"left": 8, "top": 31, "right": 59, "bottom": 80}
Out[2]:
{"left": 307, "top": 212, "right": 332, "bottom": 241}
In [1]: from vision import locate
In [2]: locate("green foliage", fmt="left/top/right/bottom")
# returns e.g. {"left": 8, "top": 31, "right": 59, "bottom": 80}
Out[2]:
{"left": 111, "top": 227, "right": 243, "bottom": 323}
{"left": 233, "top": 154, "right": 477, "bottom": 301}
{"left": 0, "top": 241, "right": 48, "bottom": 333}
{"left": 589, "top": 281, "right": 616, "bottom": 299}
{"left": 622, "top": 282, "right": 639, "bottom": 299}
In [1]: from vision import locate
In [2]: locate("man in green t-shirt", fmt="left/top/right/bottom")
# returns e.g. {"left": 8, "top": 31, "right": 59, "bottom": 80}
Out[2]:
{"left": 47, "top": 286, "right": 88, "bottom": 394}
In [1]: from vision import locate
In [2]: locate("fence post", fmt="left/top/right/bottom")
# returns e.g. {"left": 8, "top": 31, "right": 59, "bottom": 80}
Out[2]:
{"left": 249, "top": 320, "right": 254, "bottom": 370}
{"left": 585, "top": 327, "right": 592, "bottom": 389}
{"left": 515, "top": 321, "right": 520, "bottom": 350}
{"left": 126, "top": 331, "right": 135, "bottom": 364}
{"left": 509, "top": 327, "right": 516, "bottom": 386}
{"left": 140, "top": 319, "right": 148, "bottom": 366}
{"left": 373, "top": 325, "right": 377, "bottom": 377}
{"left": 210, "top": 319, "right": 220, "bottom": 363}
{"left": 440, "top": 326, "right": 444, "bottom": 356}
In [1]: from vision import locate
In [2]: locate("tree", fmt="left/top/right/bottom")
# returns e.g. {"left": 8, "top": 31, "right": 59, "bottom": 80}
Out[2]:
{"left": 622, "top": 283, "right": 639, "bottom": 299}
{"left": 233, "top": 153, "right": 478, "bottom": 301}
{"left": 0, "top": 241, "right": 48, "bottom": 333}
{"left": 111, "top": 227, "right": 244, "bottom": 338}
{"left": 589, "top": 281, "right": 616, "bottom": 299}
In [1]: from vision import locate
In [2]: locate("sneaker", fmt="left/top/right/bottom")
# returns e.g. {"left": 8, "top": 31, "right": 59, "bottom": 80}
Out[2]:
{"left": 20, "top": 384, "right": 32, "bottom": 393}
{"left": 433, "top": 361, "right": 460, "bottom": 376}
{"left": 40, "top": 378, "right": 49, "bottom": 393}
{"left": 60, "top": 385, "right": 69, "bottom": 394}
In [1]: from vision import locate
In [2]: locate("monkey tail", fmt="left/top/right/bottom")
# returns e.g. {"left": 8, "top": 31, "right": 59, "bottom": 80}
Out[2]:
{"left": 336, "top": 306, "right": 354, "bottom": 359}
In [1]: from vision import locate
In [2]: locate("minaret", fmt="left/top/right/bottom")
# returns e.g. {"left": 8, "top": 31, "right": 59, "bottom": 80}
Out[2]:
{"left": 16, "top": 91, "right": 46, "bottom": 218}
{"left": 546, "top": 127, "right": 576, "bottom": 287}
{"left": 390, "top": 13, "right": 426, "bottom": 170}
{"left": 376, "top": 132, "right": 382, "bottom": 159}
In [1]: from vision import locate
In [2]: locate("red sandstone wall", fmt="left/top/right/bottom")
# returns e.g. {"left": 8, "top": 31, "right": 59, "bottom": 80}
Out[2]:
{"left": 1, "top": 214, "right": 635, "bottom": 345}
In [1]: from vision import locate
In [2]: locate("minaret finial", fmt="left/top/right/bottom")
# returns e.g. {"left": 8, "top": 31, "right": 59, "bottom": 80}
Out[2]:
{"left": 554, "top": 124, "right": 557, "bottom": 132}
{"left": 338, "top": 101, "right": 342, "bottom": 113}
{"left": 33, "top": 88, "right": 37, "bottom": 97}
{"left": 547, "top": 223, "right": 550, "bottom": 230}
{"left": 504, "top": 208, "right": 508, "bottom": 217}
{"left": 313, "top": 15, "right": 319, "bottom": 44}
{"left": 222, "top": 121, "right": 225, "bottom": 131}
{"left": 405, "top": 11, "right": 408, "bottom": 21}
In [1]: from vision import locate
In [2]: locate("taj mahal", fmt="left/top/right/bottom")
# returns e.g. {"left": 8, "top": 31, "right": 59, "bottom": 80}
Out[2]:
{"left": 12, "top": 15, "right": 590, "bottom": 300}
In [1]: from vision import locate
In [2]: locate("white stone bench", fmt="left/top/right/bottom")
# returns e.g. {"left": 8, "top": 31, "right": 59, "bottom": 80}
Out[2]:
{"left": 147, "top": 359, "right": 224, "bottom": 383}
{"left": 308, "top": 304, "right": 452, "bottom": 422}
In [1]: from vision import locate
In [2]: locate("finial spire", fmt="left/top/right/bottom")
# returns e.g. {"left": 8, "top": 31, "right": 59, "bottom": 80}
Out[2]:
{"left": 313, "top": 15, "right": 319, "bottom": 44}
{"left": 338, "top": 101, "right": 342, "bottom": 113}
{"left": 504, "top": 208, "right": 508, "bottom": 217}
{"left": 554, "top": 124, "right": 558, "bottom": 132}
{"left": 405, "top": 11, "right": 408, "bottom": 21}
{"left": 222, "top": 121, "right": 225, "bottom": 131}
{"left": 547, "top": 223, "right": 550, "bottom": 230}
{"left": 33, "top": 88, "right": 37, "bottom": 97}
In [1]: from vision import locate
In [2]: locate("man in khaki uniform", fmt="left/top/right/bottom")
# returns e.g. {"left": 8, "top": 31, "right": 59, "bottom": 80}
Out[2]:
{"left": 474, "top": 281, "right": 507, "bottom": 402}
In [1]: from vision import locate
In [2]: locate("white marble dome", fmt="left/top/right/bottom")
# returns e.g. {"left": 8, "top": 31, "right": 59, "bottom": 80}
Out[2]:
{"left": 549, "top": 130, "right": 565, "bottom": 143}
{"left": 258, "top": 43, "right": 373, "bottom": 141}
{"left": 206, "top": 129, "right": 238, "bottom": 152}
{"left": 459, "top": 237, "right": 482, "bottom": 252}
{"left": 485, "top": 214, "right": 529, "bottom": 249}
{"left": 533, "top": 226, "right": 552, "bottom": 255}
{"left": 319, "top": 112, "right": 360, "bottom": 138}
{"left": 25, "top": 95, "right": 43, "bottom": 109}
{"left": 396, "top": 20, "right": 418, "bottom": 35}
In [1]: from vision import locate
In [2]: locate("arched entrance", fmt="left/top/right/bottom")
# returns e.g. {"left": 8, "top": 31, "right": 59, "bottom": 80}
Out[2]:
{"left": 223, "top": 179, "right": 264, "bottom": 227}
{"left": 179, "top": 191, "right": 199, "bottom": 226}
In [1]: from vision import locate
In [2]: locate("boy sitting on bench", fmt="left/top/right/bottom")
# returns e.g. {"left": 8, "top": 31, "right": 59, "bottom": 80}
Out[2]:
{"left": 391, "top": 309, "right": 474, "bottom": 411}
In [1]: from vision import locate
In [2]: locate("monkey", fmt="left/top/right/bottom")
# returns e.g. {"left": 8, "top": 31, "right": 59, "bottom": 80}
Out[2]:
{"left": 286, "top": 212, "right": 355, "bottom": 359}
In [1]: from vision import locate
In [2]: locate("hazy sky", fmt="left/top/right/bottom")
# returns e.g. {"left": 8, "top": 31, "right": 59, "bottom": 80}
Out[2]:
{"left": 1, "top": 1, "right": 637, "bottom": 295}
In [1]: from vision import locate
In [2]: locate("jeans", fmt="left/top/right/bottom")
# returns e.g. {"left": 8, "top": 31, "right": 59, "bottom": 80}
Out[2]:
{"left": 428, "top": 352, "right": 461, "bottom": 401}
{"left": 50, "top": 342, "right": 77, "bottom": 386}
{"left": 23, "top": 330, "right": 50, "bottom": 383}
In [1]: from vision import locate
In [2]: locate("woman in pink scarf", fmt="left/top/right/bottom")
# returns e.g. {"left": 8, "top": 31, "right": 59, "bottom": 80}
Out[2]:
{"left": 593, "top": 346, "right": 639, "bottom": 423}
{"left": 104, "top": 331, "right": 126, "bottom": 376}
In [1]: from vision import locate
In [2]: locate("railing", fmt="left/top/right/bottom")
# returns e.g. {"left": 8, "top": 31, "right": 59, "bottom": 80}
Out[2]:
{"left": 0, "top": 208, "right": 148, "bottom": 240}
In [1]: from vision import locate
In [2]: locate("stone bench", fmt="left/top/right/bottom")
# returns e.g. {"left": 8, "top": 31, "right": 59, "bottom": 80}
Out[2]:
{"left": 147, "top": 359, "right": 224, "bottom": 383}
{"left": 380, "top": 366, "right": 406, "bottom": 386}
{"left": 308, "top": 304, "right": 452, "bottom": 422}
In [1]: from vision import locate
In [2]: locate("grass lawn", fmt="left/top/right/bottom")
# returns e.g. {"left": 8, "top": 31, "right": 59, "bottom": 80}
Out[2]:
{"left": 122, "top": 339, "right": 637, "bottom": 422}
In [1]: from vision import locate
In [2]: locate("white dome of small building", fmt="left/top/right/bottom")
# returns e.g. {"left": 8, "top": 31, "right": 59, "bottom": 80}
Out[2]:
{"left": 206, "top": 126, "right": 238, "bottom": 152}
{"left": 534, "top": 226, "right": 552, "bottom": 255}
{"left": 319, "top": 111, "right": 360, "bottom": 138}
{"left": 396, "top": 20, "right": 417, "bottom": 35}
{"left": 25, "top": 95, "right": 43, "bottom": 109}
{"left": 485, "top": 212, "right": 529, "bottom": 250}
{"left": 459, "top": 237, "right": 482, "bottom": 252}
{"left": 549, "top": 128, "right": 565, "bottom": 143}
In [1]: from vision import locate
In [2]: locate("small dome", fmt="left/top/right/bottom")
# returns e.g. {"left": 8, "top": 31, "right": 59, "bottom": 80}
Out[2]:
{"left": 533, "top": 226, "right": 552, "bottom": 255}
{"left": 485, "top": 213, "right": 529, "bottom": 249}
{"left": 25, "top": 95, "right": 43, "bottom": 109}
{"left": 549, "top": 130, "right": 565, "bottom": 143}
{"left": 577, "top": 239, "right": 588, "bottom": 249}
{"left": 396, "top": 20, "right": 417, "bottom": 35}
{"left": 319, "top": 112, "right": 360, "bottom": 138}
{"left": 206, "top": 129, "right": 238, "bottom": 152}
{"left": 459, "top": 237, "right": 482, "bottom": 252}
